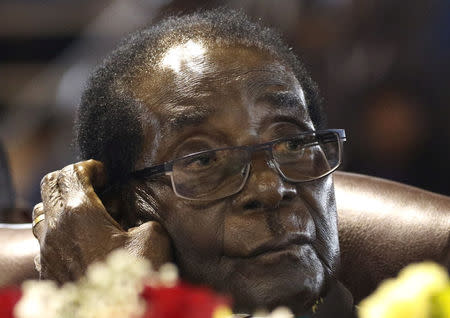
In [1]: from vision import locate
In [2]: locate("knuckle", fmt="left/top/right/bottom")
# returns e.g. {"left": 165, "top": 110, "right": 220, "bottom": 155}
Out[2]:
{"left": 84, "top": 159, "right": 103, "bottom": 174}
{"left": 65, "top": 195, "right": 85, "bottom": 211}
{"left": 146, "top": 221, "right": 162, "bottom": 231}
{"left": 141, "top": 221, "right": 166, "bottom": 236}
{"left": 65, "top": 191, "right": 100, "bottom": 214}
{"left": 32, "top": 202, "right": 44, "bottom": 217}
{"left": 60, "top": 163, "right": 88, "bottom": 184}
{"left": 72, "top": 162, "right": 91, "bottom": 180}
{"left": 73, "top": 163, "right": 85, "bottom": 173}
{"left": 61, "top": 163, "right": 76, "bottom": 175}
{"left": 32, "top": 202, "right": 43, "bottom": 211}
{"left": 40, "top": 171, "right": 58, "bottom": 188}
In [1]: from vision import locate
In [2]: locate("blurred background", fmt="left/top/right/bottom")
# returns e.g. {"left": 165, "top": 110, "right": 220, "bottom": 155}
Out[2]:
{"left": 1, "top": 0, "right": 450, "bottom": 222}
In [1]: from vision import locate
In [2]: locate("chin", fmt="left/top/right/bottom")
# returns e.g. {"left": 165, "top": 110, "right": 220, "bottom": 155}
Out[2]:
{"left": 224, "top": 245, "right": 326, "bottom": 315}
{"left": 177, "top": 243, "right": 329, "bottom": 315}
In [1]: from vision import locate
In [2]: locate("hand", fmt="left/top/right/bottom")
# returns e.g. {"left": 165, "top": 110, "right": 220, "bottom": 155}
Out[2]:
{"left": 32, "top": 159, "right": 172, "bottom": 283}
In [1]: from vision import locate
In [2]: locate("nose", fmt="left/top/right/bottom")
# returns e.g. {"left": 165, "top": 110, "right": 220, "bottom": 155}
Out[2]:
{"left": 234, "top": 158, "right": 297, "bottom": 212}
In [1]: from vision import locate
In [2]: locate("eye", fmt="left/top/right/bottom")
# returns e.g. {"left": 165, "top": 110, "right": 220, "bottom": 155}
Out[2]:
{"left": 183, "top": 152, "right": 217, "bottom": 171}
{"left": 285, "top": 139, "right": 302, "bottom": 152}
{"left": 195, "top": 154, "right": 213, "bottom": 166}
{"left": 274, "top": 137, "right": 305, "bottom": 154}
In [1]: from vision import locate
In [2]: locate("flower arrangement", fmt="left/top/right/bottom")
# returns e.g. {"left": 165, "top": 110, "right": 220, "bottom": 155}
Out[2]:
{"left": 1, "top": 249, "right": 449, "bottom": 318}
{"left": 358, "top": 262, "right": 450, "bottom": 318}
{"left": 1, "top": 250, "right": 294, "bottom": 318}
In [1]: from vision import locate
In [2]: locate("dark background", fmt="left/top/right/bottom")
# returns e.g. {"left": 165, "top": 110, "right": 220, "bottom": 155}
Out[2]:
{"left": 1, "top": 0, "right": 449, "bottom": 222}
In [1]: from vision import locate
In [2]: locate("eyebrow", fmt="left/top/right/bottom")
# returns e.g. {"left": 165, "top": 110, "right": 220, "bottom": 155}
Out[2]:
{"left": 266, "top": 114, "right": 312, "bottom": 132}
{"left": 165, "top": 91, "right": 305, "bottom": 131}
{"left": 256, "top": 91, "right": 312, "bottom": 132}
{"left": 256, "top": 91, "right": 305, "bottom": 109}
{"left": 165, "top": 105, "right": 212, "bottom": 131}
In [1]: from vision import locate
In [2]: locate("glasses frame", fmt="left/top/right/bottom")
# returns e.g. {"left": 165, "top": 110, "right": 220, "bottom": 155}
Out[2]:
{"left": 131, "top": 129, "right": 346, "bottom": 200}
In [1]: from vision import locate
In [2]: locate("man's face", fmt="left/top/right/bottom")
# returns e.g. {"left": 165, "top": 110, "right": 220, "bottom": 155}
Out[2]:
{"left": 131, "top": 41, "right": 339, "bottom": 314}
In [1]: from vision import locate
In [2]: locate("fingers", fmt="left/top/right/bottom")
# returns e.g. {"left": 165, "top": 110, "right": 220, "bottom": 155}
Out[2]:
{"left": 39, "top": 160, "right": 106, "bottom": 201}
{"left": 126, "top": 221, "right": 173, "bottom": 270}
{"left": 57, "top": 160, "right": 107, "bottom": 197}
{"left": 32, "top": 202, "right": 45, "bottom": 239}
{"left": 34, "top": 160, "right": 128, "bottom": 283}
{"left": 74, "top": 159, "right": 108, "bottom": 193}
{"left": 40, "top": 171, "right": 62, "bottom": 210}
{"left": 32, "top": 200, "right": 77, "bottom": 282}
{"left": 39, "top": 160, "right": 121, "bottom": 233}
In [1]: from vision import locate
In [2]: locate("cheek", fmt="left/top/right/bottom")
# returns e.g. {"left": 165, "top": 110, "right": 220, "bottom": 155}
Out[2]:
{"left": 154, "top": 187, "right": 229, "bottom": 256}
{"left": 299, "top": 176, "right": 339, "bottom": 270}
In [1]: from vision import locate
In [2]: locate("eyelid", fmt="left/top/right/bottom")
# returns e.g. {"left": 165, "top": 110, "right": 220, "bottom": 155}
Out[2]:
{"left": 267, "top": 121, "right": 306, "bottom": 138}
{"left": 171, "top": 137, "right": 222, "bottom": 159}
{"left": 261, "top": 114, "right": 311, "bottom": 133}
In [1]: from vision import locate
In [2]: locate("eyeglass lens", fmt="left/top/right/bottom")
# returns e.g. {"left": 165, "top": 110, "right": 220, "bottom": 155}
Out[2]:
{"left": 273, "top": 131, "right": 339, "bottom": 182}
{"left": 171, "top": 131, "right": 341, "bottom": 200}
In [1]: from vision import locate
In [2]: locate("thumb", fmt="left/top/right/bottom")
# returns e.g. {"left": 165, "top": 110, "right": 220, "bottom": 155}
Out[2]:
{"left": 126, "top": 221, "right": 173, "bottom": 270}
{"left": 77, "top": 159, "right": 108, "bottom": 193}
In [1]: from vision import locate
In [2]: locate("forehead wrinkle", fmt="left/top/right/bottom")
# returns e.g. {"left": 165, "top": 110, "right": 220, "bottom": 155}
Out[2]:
{"left": 162, "top": 104, "right": 213, "bottom": 134}
{"left": 245, "top": 74, "right": 287, "bottom": 96}
{"left": 241, "top": 61, "right": 296, "bottom": 94}
{"left": 257, "top": 91, "right": 305, "bottom": 110}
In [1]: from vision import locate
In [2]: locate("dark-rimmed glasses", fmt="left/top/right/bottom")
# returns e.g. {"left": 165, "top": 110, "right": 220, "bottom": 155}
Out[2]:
{"left": 132, "top": 129, "right": 346, "bottom": 200}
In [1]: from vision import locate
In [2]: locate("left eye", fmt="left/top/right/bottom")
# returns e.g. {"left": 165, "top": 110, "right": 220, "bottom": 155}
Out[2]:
{"left": 275, "top": 138, "right": 304, "bottom": 153}
{"left": 285, "top": 139, "right": 302, "bottom": 151}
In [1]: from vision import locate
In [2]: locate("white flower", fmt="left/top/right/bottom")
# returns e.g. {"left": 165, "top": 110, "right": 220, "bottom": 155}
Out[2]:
{"left": 159, "top": 263, "right": 179, "bottom": 287}
{"left": 268, "top": 307, "right": 294, "bottom": 318}
{"left": 15, "top": 249, "right": 153, "bottom": 318}
{"left": 14, "top": 280, "right": 60, "bottom": 318}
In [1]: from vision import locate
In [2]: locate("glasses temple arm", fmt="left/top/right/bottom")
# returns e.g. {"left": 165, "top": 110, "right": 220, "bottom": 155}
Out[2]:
{"left": 131, "top": 163, "right": 167, "bottom": 179}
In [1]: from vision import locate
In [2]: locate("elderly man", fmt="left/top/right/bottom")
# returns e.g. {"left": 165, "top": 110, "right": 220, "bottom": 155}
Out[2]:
{"left": 33, "top": 9, "right": 350, "bottom": 317}
{"left": 34, "top": 10, "right": 351, "bottom": 314}
{"left": 2, "top": 9, "right": 449, "bottom": 313}
{"left": 5, "top": 9, "right": 449, "bottom": 315}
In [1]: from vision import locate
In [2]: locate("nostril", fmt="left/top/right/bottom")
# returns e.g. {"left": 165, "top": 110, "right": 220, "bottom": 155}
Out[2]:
{"left": 243, "top": 200, "right": 262, "bottom": 210}
{"left": 282, "top": 191, "right": 296, "bottom": 202}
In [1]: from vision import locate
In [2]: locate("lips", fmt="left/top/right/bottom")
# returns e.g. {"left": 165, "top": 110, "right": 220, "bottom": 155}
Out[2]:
{"left": 247, "top": 233, "right": 312, "bottom": 258}
{"left": 223, "top": 203, "right": 317, "bottom": 258}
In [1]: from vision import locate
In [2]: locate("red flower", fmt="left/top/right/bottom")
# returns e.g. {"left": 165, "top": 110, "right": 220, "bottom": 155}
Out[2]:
{"left": 141, "top": 283, "right": 231, "bottom": 318}
{"left": 0, "top": 287, "right": 22, "bottom": 318}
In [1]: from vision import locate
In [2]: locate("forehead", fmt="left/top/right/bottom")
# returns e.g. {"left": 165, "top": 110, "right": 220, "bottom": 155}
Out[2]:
{"left": 131, "top": 42, "right": 312, "bottom": 161}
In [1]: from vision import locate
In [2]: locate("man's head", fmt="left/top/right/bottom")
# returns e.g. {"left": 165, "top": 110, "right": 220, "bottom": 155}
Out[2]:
{"left": 76, "top": 9, "right": 339, "bottom": 315}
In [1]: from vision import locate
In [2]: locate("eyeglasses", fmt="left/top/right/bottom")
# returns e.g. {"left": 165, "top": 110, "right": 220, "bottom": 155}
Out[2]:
{"left": 131, "top": 129, "right": 346, "bottom": 201}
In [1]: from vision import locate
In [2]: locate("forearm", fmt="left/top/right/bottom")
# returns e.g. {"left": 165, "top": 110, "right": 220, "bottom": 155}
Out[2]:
{"left": 335, "top": 171, "right": 450, "bottom": 302}
{"left": 0, "top": 224, "right": 39, "bottom": 287}
{"left": 335, "top": 170, "right": 450, "bottom": 266}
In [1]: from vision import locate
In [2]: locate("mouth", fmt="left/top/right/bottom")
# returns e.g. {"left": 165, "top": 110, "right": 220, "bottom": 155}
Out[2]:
{"left": 248, "top": 233, "right": 312, "bottom": 259}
